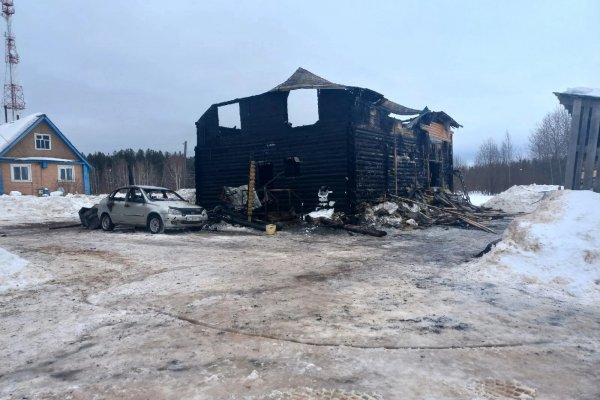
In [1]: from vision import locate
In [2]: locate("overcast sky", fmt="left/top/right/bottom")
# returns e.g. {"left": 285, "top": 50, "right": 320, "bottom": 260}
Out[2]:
{"left": 9, "top": 0, "right": 600, "bottom": 163}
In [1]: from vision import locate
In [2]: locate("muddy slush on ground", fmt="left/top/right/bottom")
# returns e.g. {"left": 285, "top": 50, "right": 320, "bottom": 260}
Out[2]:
{"left": 0, "top": 220, "right": 598, "bottom": 399}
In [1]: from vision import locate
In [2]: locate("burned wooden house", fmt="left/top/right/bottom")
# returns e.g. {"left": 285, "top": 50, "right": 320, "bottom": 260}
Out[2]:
{"left": 195, "top": 68, "right": 460, "bottom": 215}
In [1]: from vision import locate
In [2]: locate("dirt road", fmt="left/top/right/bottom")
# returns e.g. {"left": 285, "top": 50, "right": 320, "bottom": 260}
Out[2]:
{"left": 1, "top": 222, "right": 598, "bottom": 399}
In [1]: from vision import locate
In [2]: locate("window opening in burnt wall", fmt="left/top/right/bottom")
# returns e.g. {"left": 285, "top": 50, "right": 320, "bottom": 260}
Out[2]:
{"left": 217, "top": 102, "right": 241, "bottom": 130}
{"left": 287, "top": 89, "right": 319, "bottom": 127}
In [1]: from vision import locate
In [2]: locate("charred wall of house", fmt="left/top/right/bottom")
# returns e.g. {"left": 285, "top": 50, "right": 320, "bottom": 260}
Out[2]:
{"left": 195, "top": 89, "right": 356, "bottom": 212}
{"left": 350, "top": 95, "right": 454, "bottom": 207}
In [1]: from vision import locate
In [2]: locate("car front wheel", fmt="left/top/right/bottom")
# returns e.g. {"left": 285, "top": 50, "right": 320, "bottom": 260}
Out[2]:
{"left": 101, "top": 213, "right": 114, "bottom": 231}
{"left": 147, "top": 214, "right": 164, "bottom": 234}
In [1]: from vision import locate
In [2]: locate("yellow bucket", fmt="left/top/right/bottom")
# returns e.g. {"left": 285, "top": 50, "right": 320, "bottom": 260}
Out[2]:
{"left": 265, "top": 224, "right": 276, "bottom": 235}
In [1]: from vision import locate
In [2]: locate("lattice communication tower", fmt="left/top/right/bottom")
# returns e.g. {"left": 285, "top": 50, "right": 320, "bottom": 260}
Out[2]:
{"left": 2, "top": 0, "right": 25, "bottom": 121}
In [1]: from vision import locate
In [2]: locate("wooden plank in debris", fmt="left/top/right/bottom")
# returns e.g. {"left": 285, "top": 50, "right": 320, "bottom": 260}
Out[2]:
{"left": 391, "top": 194, "right": 496, "bottom": 234}
{"left": 455, "top": 214, "right": 496, "bottom": 234}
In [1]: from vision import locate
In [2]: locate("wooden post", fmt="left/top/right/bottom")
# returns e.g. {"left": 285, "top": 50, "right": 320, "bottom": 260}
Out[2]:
{"left": 247, "top": 160, "right": 256, "bottom": 222}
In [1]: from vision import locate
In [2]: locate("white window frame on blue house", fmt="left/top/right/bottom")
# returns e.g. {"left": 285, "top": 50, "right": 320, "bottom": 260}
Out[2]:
{"left": 35, "top": 133, "right": 51, "bottom": 150}
{"left": 58, "top": 165, "right": 75, "bottom": 182}
{"left": 10, "top": 164, "right": 32, "bottom": 182}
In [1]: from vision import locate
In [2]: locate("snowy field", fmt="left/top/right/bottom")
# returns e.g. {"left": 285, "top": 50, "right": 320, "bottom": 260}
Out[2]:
{"left": 1, "top": 185, "right": 599, "bottom": 399}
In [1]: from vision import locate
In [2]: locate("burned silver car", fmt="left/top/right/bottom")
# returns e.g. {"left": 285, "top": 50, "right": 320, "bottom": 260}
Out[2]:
{"left": 97, "top": 185, "right": 207, "bottom": 234}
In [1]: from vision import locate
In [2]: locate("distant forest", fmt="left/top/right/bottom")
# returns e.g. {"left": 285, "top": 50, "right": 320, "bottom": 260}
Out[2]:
{"left": 86, "top": 108, "right": 570, "bottom": 196}
{"left": 86, "top": 149, "right": 193, "bottom": 194}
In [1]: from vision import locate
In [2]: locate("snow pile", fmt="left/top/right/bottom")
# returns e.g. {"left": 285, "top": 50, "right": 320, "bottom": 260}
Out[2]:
{"left": 468, "top": 192, "right": 494, "bottom": 206}
{"left": 482, "top": 184, "right": 559, "bottom": 213}
{"left": 476, "top": 190, "right": 600, "bottom": 302}
{"left": 0, "top": 193, "right": 105, "bottom": 226}
{"left": 0, "top": 247, "right": 29, "bottom": 291}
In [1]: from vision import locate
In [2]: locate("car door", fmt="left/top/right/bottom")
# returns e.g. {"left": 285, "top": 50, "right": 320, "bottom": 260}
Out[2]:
{"left": 123, "top": 188, "right": 147, "bottom": 226}
{"left": 108, "top": 188, "right": 128, "bottom": 224}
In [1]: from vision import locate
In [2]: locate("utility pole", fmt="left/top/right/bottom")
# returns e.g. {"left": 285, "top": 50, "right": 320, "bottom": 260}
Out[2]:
{"left": 183, "top": 141, "right": 187, "bottom": 188}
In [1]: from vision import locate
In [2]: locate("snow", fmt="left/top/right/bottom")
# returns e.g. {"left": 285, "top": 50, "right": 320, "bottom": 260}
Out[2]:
{"left": 372, "top": 201, "right": 398, "bottom": 215}
{"left": 474, "top": 190, "right": 600, "bottom": 303}
{"left": 9, "top": 191, "right": 21, "bottom": 196}
{"left": 482, "top": 184, "right": 560, "bottom": 213}
{"left": 0, "top": 193, "right": 105, "bottom": 226}
{"left": 0, "top": 189, "right": 599, "bottom": 398}
{"left": 13, "top": 157, "right": 75, "bottom": 162}
{"left": 0, "top": 246, "right": 29, "bottom": 291}
{"left": 307, "top": 208, "right": 334, "bottom": 219}
{"left": 468, "top": 192, "right": 494, "bottom": 206}
{"left": 0, "top": 113, "right": 43, "bottom": 153}
{"left": 563, "top": 87, "right": 600, "bottom": 98}
{"left": 0, "top": 182, "right": 597, "bottom": 308}
{"left": 245, "top": 370, "right": 259, "bottom": 380}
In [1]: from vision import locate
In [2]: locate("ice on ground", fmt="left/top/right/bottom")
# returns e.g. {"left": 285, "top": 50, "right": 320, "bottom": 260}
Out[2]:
{"left": 468, "top": 192, "right": 494, "bottom": 206}
{"left": 0, "top": 193, "right": 105, "bottom": 226}
{"left": 0, "top": 247, "right": 29, "bottom": 291}
{"left": 474, "top": 190, "right": 600, "bottom": 303}
{"left": 245, "top": 370, "right": 259, "bottom": 380}
{"left": 482, "top": 184, "right": 560, "bottom": 213}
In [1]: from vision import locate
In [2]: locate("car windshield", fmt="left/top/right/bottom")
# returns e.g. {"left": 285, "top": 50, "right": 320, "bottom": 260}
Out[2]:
{"left": 142, "top": 188, "right": 185, "bottom": 202}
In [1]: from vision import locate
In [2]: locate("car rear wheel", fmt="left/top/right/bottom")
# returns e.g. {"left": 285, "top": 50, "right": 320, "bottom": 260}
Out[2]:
{"left": 147, "top": 214, "right": 164, "bottom": 234}
{"left": 101, "top": 213, "right": 114, "bottom": 231}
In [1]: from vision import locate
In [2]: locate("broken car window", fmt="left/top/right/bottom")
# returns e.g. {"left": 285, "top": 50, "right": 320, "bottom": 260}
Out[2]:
{"left": 142, "top": 188, "right": 185, "bottom": 202}
{"left": 111, "top": 188, "right": 128, "bottom": 201}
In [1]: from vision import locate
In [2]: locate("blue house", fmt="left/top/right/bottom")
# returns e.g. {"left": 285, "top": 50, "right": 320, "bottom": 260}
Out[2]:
{"left": 0, "top": 113, "right": 92, "bottom": 195}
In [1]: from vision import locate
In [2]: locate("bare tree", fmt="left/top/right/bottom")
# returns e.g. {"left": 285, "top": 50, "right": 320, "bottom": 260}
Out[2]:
{"left": 453, "top": 154, "right": 467, "bottom": 171}
{"left": 475, "top": 138, "right": 501, "bottom": 194}
{"left": 529, "top": 107, "right": 571, "bottom": 184}
{"left": 165, "top": 152, "right": 186, "bottom": 190}
{"left": 501, "top": 131, "right": 514, "bottom": 186}
{"left": 475, "top": 138, "right": 501, "bottom": 167}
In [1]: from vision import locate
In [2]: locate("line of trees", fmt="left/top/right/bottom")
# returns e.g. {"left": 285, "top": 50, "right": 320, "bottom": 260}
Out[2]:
{"left": 456, "top": 107, "right": 571, "bottom": 194}
{"left": 86, "top": 149, "right": 194, "bottom": 194}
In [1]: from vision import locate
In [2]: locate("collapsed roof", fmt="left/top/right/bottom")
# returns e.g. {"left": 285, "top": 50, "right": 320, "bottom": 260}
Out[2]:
{"left": 269, "top": 67, "right": 425, "bottom": 117}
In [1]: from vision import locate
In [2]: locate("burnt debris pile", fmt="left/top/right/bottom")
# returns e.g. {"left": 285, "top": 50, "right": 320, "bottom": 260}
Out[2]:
{"left": 307, "top": 189, "right": 508, "bottom": 235}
